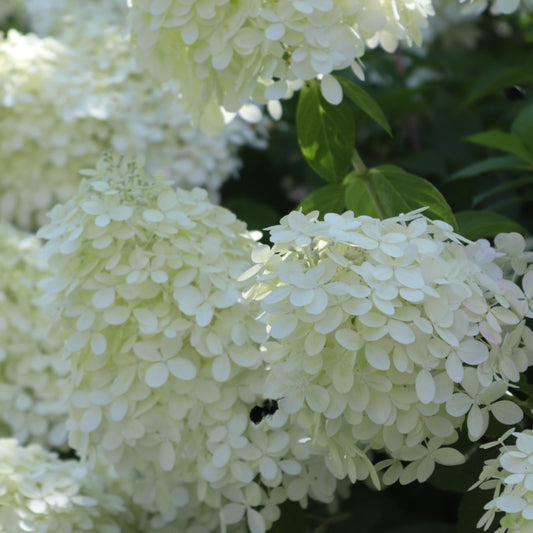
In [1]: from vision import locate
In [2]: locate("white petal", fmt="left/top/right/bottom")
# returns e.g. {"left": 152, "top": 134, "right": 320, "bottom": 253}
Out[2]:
{"left": 388, "top": 320, "right": 415, "bottom": 344}
{"left": 335, "top": 329, "right": 363, "bottom": 350}
{"left": 457, "top": 339, "right": 489, "bottom": 365}
{"left": 80, "top": 406, "right": 102, "bottom": 432}
{"left": 167, "top": 357, "right": 197, "bottom": 380}
{"left": 305, "top": 385, "right": 329, "bottom": 413}
{"left": 110, "top": 205, "right": 133, "bottom": 221}
{"left": 416, "top": 370, "right": 436, "bottom": 404}
{"left": 103, "top": 306, "right": 131, "bottom": 325}
{"left": 92, "top": 287, "right": 115, "bottom": 309}
{"left": 490, "top": 400, "right": 523, "bottom": 425}
{"left": 271, "top": 314, "right": 298, "bottom": 339}
{"left": 247, "top": 508, "right": 266, "bottom": 533}
{"left": 143, "top": 209, "right": 164, "bottom": 222}
{"left": 231, "top": 461, "right": 254, "bottom": 483}
{"left": 90, "top": 333, "right": 107, "bottom": 355}
{"left": 222, "top": 503, "right": 245, "bottom": 525}
{"left": 446, "top": 393, "right": 472, "bottom": 417}
{"left": 212, "top": 355, "right": 231, "bottom": 382}
{"left": 320, "top": 74, "right": 343, "bottom": 105}
{"left": 145, "top": 362, "right": 169, "bottom": 388}
{"left": 159, "top": 441, "right": 176, "bottom": 471}
{"left": 66, "top": 331, "right": 90, "bottom": 352}
{"left": 467, "top": 405, "right": 488, "bottom": 440}
{"left": 494, "top": 494, "right": 526, "bottom": 513}
{"left": 265, "top": 23, "right": 285, "bottom": 40}
{"left": 365, "top": 344, "right": 390, "bottom": 370}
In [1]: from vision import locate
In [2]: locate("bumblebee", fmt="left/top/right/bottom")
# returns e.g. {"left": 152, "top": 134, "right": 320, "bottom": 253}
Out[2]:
{"left": 249, "top": 398, "right": 281, "bottom": 424}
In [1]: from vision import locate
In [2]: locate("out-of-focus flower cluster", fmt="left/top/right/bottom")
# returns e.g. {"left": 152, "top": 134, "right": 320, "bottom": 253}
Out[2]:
{"left": 473, "top": 428, "right": 533, "bottom": 532}
{"left": 0, "top": 0, "right": 25, "bottom": 26}
{"left": 242, "top": 209, "right": 533, "bottom": 485}
{"left": 23, "top": 0, "right": 127, "bottom": 37}
{"left": 127, "top": 0, "right": 434, "bottom": 125}
{"left": 0, "top": 223, "right": 67, "bottom": 448}
{"left": 0, "top": 438, "right": 138, "bottom": 533}
{"left": 463, "top": 0, "right": 533, "bottom": 15}
{"left": 0, "top": 0, "right": 266, "bottom": 230}
{"left": 423, "top": 0, "right": 533, "bottom": 47}
{"left": 37, "top": 153, "right": 339, "bottom": 532}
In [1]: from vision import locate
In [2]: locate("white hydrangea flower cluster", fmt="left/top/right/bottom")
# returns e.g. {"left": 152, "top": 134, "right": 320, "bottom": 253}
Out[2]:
{"left": 473, "top": 428, "right": 533, "bottom": 532}
{"left": 128, "top": 0, "right": 434, "bottom": 125}
{"left": 0, "top": 8, "right": 266, "bottom": 230}
{"left": 242, "top": 209, "right": 533, "bottom": 485}
{"left": 37, "top": 153, "right": 339, "bottom": 532}
{"left": 0, "top": 223, "right": 67, "bottom": 448}
{"left": 24, "top": 0, "right": 127, "bottom": 37}
{"left": 422, "top": 0, "right": 485, "bottom": 48}
{"left": 0, "top": 438, "right": 138, "bottom": 533}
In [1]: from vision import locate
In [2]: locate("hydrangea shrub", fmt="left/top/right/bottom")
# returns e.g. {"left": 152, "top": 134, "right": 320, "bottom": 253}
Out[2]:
{"left": 128, "top": 0, "right": 434, "bottom": 126}
{"left": 0, "top": 438, "right": 138, "bottom": 533}
{"left": 0, "top": 223, "right": 67, "bottom": 447}
{"left": 0, "top": 17, "right": 266, "bottom": 229}
{"left": 241, "top": 209, "right": 533, "bottom": 485}
{"left": 37, "top": 153, "right": 340, "bottom": 532}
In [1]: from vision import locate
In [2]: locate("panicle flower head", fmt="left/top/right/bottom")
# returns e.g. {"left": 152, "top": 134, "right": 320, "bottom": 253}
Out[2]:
{"left": 0, "top": 223, "right": 67, "bottom": 447}
{"left": 0, "top": 438, "right": 137, "bottom": 532}
{"left": 473, "top": 428, "right": 533, "bottom": 532}
{"left": 127, "top": 0, "right": 434, "bottom": 126}
{"left": 37, "top": 152, "right": 338, "bottom": 532}
{"left": 0, "top": 1, "right": 266, "bottom": 230}
{"left": 242, "top": 209, "right": 532, "bottom": 485}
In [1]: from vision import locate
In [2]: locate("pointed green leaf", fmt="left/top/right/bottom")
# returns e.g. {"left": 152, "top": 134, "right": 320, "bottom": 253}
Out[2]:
{"left": 449, "top": 155, "right": 528, "bottom": 181}
{"left": 512, "top": 103, "right": 533, "bottom": 152}
{"left": 296, "top": 80, "right": 355, "bottom": 183}
{"left": 455, "top": 210, "right": 526, "bottom": 240}
{"left": 345, "top": 165, "right": 456, "bottom": 228}
{"left": 467, "top": 130, "right": 533, "bottom": 164}
{"left": 337, "top": 77, "right": 392, "bottom": 136}
{"left": 473, "top": 175, "right": 533, "bottom": 206}
{"left": 298, "top": 184, "right": 346, "bottom": 215}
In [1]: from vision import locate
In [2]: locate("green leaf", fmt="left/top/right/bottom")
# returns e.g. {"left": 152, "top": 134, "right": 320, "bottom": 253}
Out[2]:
{"left": 466, "top": 130, "right": 533, "bottom": 164}
{"left": 223, "top": 198, "right": 280, "bottom": 231}
{"left": 448, "top": 155, "right": 528, "bottom": 181}
{"left": 512, "top": 103, "right": 533, "bottom": 152}
{"left": 296, "top": 80, "right": 355, "bottom": 183}
{"left": 298, "top": 183, "right": 345, "bottom": 215}
{"left": 463, "top": 64, "right": 533, "bottom": 107}
{"left": 270, "top": 502, "right": 307, "bottom": 533}
{"left": 345, "top": 165, "right": 457, "bottom": 228}
{"left": 455, "top": 210, "right": 526, "bottom": 239}
{"left": 336, "top": 77, "right": 392, "bottom": 136}
{"left": 473, "top": 175, "right": 533, "bottom": 206}
{"left": 457, "top": 489, "right": 497, "bottom": 533}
